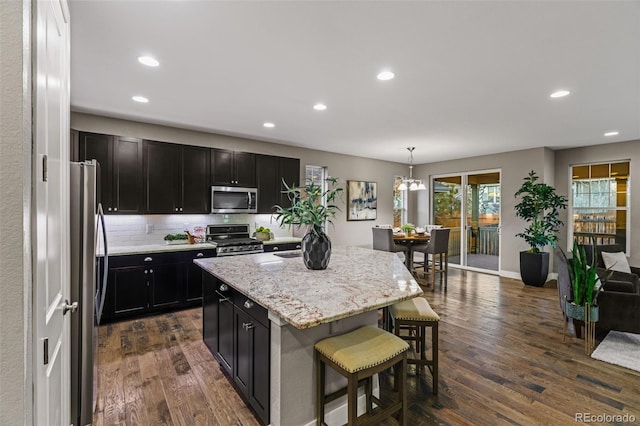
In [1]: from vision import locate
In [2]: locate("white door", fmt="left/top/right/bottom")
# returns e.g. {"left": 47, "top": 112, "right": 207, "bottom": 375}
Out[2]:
{"left": 33, "top": 0, "right": 71, "bottom": 425}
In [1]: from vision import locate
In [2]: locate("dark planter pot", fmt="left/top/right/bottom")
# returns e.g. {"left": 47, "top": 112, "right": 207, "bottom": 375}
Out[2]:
{"left": 301, "top": 228, "right": 331, "bottom": 270}
{"left": 519, "top": 251, "right": 549, "bottom": 287}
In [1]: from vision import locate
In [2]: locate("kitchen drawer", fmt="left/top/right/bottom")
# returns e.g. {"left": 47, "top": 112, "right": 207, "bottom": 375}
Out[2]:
{"left": 233, "top": 292, "right": 269, "bottom": 328}
{"left": 263, "top": 242, "right": 301, "bottom": 253}
{"left": 109, "top": 252, "right": 181, "bottom": 268}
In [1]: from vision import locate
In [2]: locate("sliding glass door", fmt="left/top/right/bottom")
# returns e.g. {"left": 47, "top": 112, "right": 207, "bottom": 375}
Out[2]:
{"left": 432, "top": 170, "right": 501, "bottom": 272}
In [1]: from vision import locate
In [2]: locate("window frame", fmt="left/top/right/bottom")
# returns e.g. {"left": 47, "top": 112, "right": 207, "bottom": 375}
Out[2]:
{"left": 568, "top": 160, "right": 630, "bottom": 253}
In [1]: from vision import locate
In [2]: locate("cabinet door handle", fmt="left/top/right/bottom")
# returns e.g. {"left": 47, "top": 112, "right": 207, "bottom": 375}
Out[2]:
{"left": 107, "top": 207, "right": 112, "bottom": 212}
{"left": 272, "top": 246, "right": 279, "bottom": 251}
{"left": 149, "top": 269, "right": 153, "bottom": 273}
{"left": 179, "top": 207, "right": 183, "bottom": 212}
{"left": 296, "top": 245, "right": 301, "bottom": 249}
{"left": 196, "top": 253, "right": 204, "bottom": 257}
{"left": 243, "top": 322, "right": 254, "bottom": 330}
{"left": 219, "top": 297, "right": 230, "bottom": 303}
{"left": 113, "top": 207, "right": 118, "bottom": 212}
{"left": 144, "top": 270, "right": 148, "bottom": 274}
{"left": 243, "top": 300, "right": 254, "bottom": 309}
{"left": 175, "top": 208, "right": 179, "bottom": 212}
{"left": 219, "top": 283, "right": 229, "bottom": 292}
{"left": 144, "top": 257, "right": 153, "bottom": 262}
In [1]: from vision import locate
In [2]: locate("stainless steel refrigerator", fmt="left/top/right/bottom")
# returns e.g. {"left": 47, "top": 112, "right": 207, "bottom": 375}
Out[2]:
{"left": 70, "top": 160, "right": 108, "bottom": 426}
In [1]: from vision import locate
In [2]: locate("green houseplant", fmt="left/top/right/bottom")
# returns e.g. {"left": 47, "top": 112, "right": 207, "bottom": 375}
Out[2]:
{"left": 514, "top": 170, "right": 568, "bottom": 286}
{"left": 274, "top": 177, "right": 344, "bottom": 270}
{"left": 400, "top": 223, "right": 415, "bottom": 235}
{"left": 560, "top": 239, "right": 605, "bottom": 352}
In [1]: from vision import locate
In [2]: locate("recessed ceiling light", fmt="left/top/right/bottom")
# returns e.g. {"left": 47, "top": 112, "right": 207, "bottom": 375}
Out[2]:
{"left": 263, "top": 122, "right": 275, "bottom": 128}
{"left": 138, "top": 56, "right": 159, "bottom": 67}
{"left": 550, "top": 90, "right": 570, "bottom": 98}
{"left": 604, "top": 131, "right": 619, "bottom": 137}
{"left": 377, "top": 71, "right": 395, "bottom": 81}
{"left": 313, "top": 103, "right": 327, "bottom": 111}
{"left": 132, "top": 95, "right": 149, "bottom": 103}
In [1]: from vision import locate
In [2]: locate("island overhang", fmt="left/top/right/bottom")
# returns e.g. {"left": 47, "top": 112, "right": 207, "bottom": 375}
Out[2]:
{"left": 194, "top": 246, "right": 422, "bottom": 329}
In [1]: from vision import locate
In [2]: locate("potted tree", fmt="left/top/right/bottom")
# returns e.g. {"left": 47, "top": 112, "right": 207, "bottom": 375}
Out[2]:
{"left": 514, "top": 170, "right": 568, "bottom": 286}
{"left": 274, "top": 177, "right": 344, "bottom": 270}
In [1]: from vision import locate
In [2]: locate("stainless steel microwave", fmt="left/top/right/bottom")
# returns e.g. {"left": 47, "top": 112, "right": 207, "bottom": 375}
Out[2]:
{"left": 211, "top": 186, "right": 257, "bottom": 214}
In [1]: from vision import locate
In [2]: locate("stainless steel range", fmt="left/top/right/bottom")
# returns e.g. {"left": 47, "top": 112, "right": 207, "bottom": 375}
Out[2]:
{"left": 206, "top": 224, "right": 264, "bottom": 256}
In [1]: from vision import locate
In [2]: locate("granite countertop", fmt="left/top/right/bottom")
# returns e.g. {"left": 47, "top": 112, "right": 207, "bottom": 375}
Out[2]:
{"left": 104, "top": 242, "right": 217, "bottom": 256}
{"left": 194, "top": 246, "right": 422, "bottom": 329}
{"left": 104, "top": 237, "right": 301, "bottom": 256}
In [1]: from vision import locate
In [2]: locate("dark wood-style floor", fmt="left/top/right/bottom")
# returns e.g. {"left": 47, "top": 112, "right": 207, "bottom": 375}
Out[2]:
{"left": 94, "top": 269, "right": 640, "bottom": 425}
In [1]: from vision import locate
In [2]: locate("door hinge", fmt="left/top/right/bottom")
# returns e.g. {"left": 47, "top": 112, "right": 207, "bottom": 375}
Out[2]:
{"left": 43, "top": 338, "right": 49, "bottom": 365}
{"left": 42, "top": 155, "right": 48, "bottom": 182}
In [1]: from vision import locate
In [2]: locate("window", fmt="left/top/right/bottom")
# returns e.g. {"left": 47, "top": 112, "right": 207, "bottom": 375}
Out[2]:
{"left": 570, "top": 161, "right": 629, "bottom": 250}
{"left": 393, "top": 176, "right": 407, "bottom": 227}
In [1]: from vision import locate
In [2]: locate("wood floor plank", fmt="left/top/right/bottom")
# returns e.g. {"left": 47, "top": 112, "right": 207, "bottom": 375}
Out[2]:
{"left": 95, "top": 268, "right": 640, "bottom": 425}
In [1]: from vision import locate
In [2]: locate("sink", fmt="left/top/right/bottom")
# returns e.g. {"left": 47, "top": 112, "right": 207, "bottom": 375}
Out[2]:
{"left": 273, "top": 251, "right": 301, "bottom": 259}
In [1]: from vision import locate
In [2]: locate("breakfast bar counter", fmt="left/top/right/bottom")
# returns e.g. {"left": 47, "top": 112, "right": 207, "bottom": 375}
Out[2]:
{"left": 195, "top": 246, "right": 422, "bottom": 425}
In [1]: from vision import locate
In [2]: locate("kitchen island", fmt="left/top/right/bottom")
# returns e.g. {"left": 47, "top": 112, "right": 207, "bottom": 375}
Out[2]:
{"left": 195, "top": 246, "right": 422, "bottom": 426}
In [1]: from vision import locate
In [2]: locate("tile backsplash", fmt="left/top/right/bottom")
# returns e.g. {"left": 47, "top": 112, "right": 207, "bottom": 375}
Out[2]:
{"left": 104, "top": 214, "right": 293, "bottom": 247}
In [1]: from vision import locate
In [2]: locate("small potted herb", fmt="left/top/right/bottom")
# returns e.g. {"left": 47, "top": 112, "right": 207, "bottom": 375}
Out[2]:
{"left": 163, "top": 233, "right": 189, "bottom": 245}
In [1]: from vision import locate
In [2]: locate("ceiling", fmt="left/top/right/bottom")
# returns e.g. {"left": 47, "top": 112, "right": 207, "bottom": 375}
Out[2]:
{"left": 69, "top": 1, "right": 640, "bottom": 165}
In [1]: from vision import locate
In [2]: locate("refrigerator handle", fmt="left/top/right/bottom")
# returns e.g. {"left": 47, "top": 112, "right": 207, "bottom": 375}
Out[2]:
{"left": 97, "top": 203, "right": 108, "bottom": 324}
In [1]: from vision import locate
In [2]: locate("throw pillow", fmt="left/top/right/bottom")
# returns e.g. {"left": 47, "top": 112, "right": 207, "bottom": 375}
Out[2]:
{"left": 601, "top": 251, "right": 632, "bottom": 274}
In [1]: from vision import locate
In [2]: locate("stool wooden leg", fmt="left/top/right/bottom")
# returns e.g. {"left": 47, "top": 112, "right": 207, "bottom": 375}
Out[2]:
{"left": 433, "top": 322, "right": 439, "bottom": 395}
{"left": 399, "top": 354, "right": 407, "bottom": 426}
{"left": 444, "top": 252, "right": 448, "bottom": 289}
{"left": 316, "top": 352, "right": 324, "bottom": 426}
{"left": 347, "top": 373, "right": 358, "bottom": 425}
{"left": 365, "top": 376, "right": 373, "bottom": 415}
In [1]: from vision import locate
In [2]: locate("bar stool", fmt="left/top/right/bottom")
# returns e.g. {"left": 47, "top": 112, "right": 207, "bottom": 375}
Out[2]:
{"left": 413, "top": 228, "right": 450, "bottom": 289}
{"left": 315, "top": 325, "right": 409, "bottom": 426}
{"left": 391, "top": 297, "right": 440, "bottom": 395}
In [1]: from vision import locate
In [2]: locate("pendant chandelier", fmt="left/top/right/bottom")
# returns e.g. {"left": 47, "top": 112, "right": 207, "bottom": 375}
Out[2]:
{"left": 398, "top": 147, "right": 426, "bottom": 191}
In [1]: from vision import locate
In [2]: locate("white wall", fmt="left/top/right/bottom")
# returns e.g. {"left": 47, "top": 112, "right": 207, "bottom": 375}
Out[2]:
{"left": 0, "top": 0, "right": 31, "bottom": 423}
{"left": 71, "top": 112, "right": 410, "bottom": 248}
{"left": 554, "top": 139, "right": 640, "bottom": 266}
{"left": 413, "top": 147, "right": 555, "bottom": 276}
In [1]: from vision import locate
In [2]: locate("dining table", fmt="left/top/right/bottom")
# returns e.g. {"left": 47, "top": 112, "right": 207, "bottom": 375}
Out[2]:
{"left": 393, "top": 233, "right": 430, "bottom": 271}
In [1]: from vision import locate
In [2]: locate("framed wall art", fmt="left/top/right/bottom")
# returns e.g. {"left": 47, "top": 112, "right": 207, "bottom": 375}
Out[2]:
{"left": 347, "top": 180, "right": 377, "bottom": 221}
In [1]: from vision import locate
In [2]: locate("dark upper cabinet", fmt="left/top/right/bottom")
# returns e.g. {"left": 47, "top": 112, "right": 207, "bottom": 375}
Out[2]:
{"left": 181, "top": 145, "right": 210, "bottom": 213}
{"left": 278, "top": 157, "right": 300, "bottom": 209}
{"left": 76, "top": 132, "right": 143, "bottom": 214}
{"left": 256, "top": 155, "right": 300, "bottom": 214}
{"left": 256, "top": 155, "right": 279, "bottom": 213}
{"left": 145, "top": 140, "right": 179, "bottom": 213}
{"left": 211, "top": 149, "right": 256, "bottom": 187}
{"left": 144, "top": 141, "right": 210, "bottom": 214}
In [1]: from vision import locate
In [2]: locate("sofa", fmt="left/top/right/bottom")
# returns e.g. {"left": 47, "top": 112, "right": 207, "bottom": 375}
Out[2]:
{"left": 556, "top": 250, "right": 640, "bottom": 336}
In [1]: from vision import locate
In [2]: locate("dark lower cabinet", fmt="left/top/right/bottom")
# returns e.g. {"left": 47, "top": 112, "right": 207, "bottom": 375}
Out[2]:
{"left": 150, "top": 261, "right": 182, "bottom": 309}
{"left": 109, "top": 265, "right": 149, "bottom": 316}
{"left": 185, "top": 250, "right": 215, "bottom": 303}
{"left": 202, "top": 274, "right": 270, "bottom": 425}
{"left": 217, "top": 289, "right": 235, "bottom": 375}
{"left": 101, "top": 249, "right": 215, "bottom": 323}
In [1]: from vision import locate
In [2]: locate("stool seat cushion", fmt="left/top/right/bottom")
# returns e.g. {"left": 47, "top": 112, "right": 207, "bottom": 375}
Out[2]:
{"left": 315, "top": 325, "right": 409, "bottom": 373}
{"left": 392, "top": 297, "right": 440, "bottom": 321}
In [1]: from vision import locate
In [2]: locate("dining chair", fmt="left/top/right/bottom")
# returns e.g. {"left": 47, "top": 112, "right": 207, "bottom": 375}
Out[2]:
{"left": 413, "top": 228, "right": 451, "bottom": 289}
{"left": 372, "top": 227, "right": 409, "bottom": 257}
